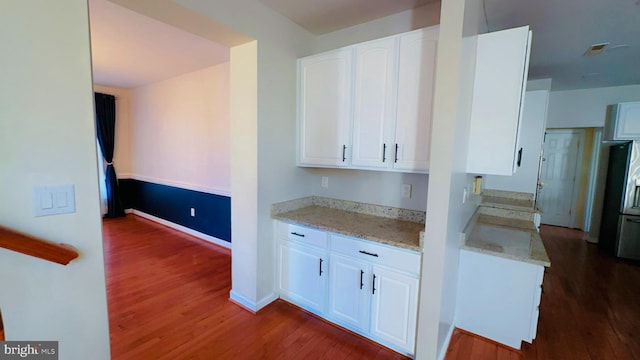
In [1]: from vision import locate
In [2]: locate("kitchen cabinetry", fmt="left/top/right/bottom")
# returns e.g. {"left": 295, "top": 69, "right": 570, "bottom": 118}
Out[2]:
{"left": 298, "top": 49, "right": 352, "bottom": 167}
{"left": 275, "top": 221, "right": 421, "bottom": 356}
{"left": 328, "top": 253, "right": 371, "bottom": 331}
{"left": 604, "top": 102, "right": 640, "bottom": 141}
{"left": 456, "top": 249, "right": 544, "bottom": 349}
{"left": 328, "top": 234, "right": 420, "bottom": 354}
{"left": 276, "top": 222, "right": 328, "bottom": 313}
{"left": 298, "top": 26, "right": 439, "bottom": 173}
{"left": 467, "top": 26, "right": 532, "bottom": 176}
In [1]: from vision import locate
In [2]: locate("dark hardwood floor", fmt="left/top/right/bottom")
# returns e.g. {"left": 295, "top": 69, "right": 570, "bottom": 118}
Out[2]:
{"left": 103, "top": 215, "right": 406, "bottom": 359}
{"left": 446, "top": 225, "right": 640, "bottom": 360}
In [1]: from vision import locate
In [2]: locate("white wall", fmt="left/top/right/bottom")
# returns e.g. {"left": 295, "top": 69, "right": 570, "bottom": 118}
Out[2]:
{"left": 309, "top": 169, "right": 428, "bottom": 211}
{"left": 130, "top": 63, "right": 231, "bottom": 195}
{"left": 417, "top": 0, "right": 486, "bottom": 358}
{"left": 0, "top": 1, "right": 110, "bottom": 359}
{"left": 485, "top": 90, "right": 550, "bottom": 194}
{"left": 546, "top": 85, "right": 640, "bottom": 128}
{"left": 172, "top": 0, "right": 317, "bottom": 309}
{"left": 93, "top": 84, "right": 133, "bottom": 176}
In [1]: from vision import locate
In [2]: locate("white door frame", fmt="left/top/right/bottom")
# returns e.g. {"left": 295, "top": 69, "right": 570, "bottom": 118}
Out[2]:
{"left": 583, "top": 128, "right": 602, "bottom": 232}
{"left": 540, "top": 129, "right": 585, "bottom": 228}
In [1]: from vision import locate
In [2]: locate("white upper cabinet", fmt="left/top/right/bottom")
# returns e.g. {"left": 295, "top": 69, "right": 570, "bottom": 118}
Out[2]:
{"left": 394, "top": 28, "right": 438, "bottom": 172}
{"left": 604, "top": 102, "right": 640, "bottom": 141}
{"left": 467, "top": 26, "right": 532, "bottom": 176}
{"left": 298, "top": 26, "right": 439, "bottom": 173}
{"left": 298, "top": 48, "right": 353, "bottom": 167}
{"left": 351, "top": 38, "right": 398, "bottom": 169}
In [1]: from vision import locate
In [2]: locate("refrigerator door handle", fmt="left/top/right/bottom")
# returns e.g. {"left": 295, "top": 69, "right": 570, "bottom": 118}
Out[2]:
{"left": 626, "top": 218, "right": 640, "bottom": 224}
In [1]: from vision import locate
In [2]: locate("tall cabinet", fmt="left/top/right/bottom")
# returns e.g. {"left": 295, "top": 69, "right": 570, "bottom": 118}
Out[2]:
{"left": 297, "top": 26, "right": 439, "bottom": 173}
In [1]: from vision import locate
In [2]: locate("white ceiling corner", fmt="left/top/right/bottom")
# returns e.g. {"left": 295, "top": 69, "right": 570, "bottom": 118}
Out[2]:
{"left": 89, "top": 0, "right": 229, "bottom": 88}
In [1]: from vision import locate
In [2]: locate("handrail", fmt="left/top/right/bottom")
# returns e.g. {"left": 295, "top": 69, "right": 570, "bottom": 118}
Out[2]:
{"left": 0, "top": 225, "right": 79, "bottom": 265}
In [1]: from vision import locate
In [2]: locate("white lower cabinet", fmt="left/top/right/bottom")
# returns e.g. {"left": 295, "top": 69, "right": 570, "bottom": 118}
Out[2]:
{"left": 276, "top": 220, "right": 421, "bottom": 356}
{"left": 277, "top": 241, "right": 327, "bottom": 313}
{"left": 328, "top": 253, "right": 371, "bottom": 331}
{"left": 456, "top": 249, "right": 545, "bottom": 349}
{"left": 370, "top": 265, "right": 419, "bottom": 353}
{"left": 276, "top": 222, "right": 328, "bottom": 313}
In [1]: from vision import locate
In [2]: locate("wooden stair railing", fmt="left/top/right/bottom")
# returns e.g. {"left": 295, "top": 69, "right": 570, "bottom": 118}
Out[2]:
{"left": 0, "top": 225, "right": 79, "bottom": 265}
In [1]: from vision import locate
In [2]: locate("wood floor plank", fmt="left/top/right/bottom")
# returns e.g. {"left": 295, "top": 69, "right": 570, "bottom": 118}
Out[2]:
{"left": 104, "top": 215, "right": 407, "bottom": 359}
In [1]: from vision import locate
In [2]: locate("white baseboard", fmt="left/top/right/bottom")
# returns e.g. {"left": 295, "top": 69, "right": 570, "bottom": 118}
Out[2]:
{"left": 437, "top": 324, "right": 455, "bottom": 360}
{"left": 587, "top": 236, "right": 599, "bottom": 244}
{"left": 257, "top": 292, "right": 279, "bottom": 310}
{"left": 229, "top": 290, "right": 279, "bottom": 313}
{"left": 132, "top": 210, "right": 231, "bottom": 250}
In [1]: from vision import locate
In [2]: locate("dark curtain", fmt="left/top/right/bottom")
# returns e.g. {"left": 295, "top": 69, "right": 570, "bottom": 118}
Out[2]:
{"left": 95, "top": 92, "right": 125, "bottom": 218}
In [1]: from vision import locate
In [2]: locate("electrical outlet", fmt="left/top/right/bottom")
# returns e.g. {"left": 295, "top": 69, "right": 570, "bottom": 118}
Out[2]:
{"left": 321, "top": 176, "right": 329, "bottom": 188}
{"left": 190, "top": 207, "right": 196, "bottom": 217}
{"left": 401, "top": 184, "right": 412, "bottom": 198}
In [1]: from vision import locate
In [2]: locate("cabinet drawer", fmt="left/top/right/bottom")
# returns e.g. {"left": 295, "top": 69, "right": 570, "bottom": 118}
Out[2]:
{"left": 330, "top": 234, "right": 420, "bottom": 275}
{"left": 276, "top": 221, "right": 328, "bottom": 248}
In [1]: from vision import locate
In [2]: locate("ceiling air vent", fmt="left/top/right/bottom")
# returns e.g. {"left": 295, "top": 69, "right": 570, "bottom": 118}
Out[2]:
{"left": 584, "top": 43, "right": 609, "bottom": 56}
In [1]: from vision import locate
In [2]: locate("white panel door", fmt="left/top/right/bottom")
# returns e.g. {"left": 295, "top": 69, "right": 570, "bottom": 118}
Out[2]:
{"left": 394, "top": 27, "right": 438, "bottom": 172}
{"left": 278, "top": 241, "right": 327, "bottom": 313}
{"left": 538, "top": 130, "right": 583, "bottom": 227}
{"left": 298, "top": 49, "right": 352, "bottom": 167}
{"left": 351, "top": 38, "right": 397, "bottom": 169}
{"left": 328, "top": 253, "right": 371, "bottom": 331}
{"left": 370, "top": 265, "right": 419, "bottom": 354}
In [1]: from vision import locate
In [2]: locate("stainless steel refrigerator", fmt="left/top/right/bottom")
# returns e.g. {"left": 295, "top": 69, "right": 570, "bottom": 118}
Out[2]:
{"left": 600, "top": 141, "right": 640, "bottom": 260}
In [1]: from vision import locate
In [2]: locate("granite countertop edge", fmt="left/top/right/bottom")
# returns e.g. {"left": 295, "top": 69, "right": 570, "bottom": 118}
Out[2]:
{"left": 273, "top": 211, "right": 422, "bottom": 252}
{"left": 462, "top": 212, "right": 551, "bottom": 267}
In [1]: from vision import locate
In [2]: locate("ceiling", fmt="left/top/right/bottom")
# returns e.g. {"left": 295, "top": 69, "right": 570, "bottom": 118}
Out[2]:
{"left": 484, "top": 0, "right": 640, "bottom": 90}
{"left": 259, "top": 0, "right": 437, "bottom": 34}
{"left": 89, "top": 0, "right": 229, "bottom": 88}
{"left": 90, "top": 0, "right": 640, "bottom": 91}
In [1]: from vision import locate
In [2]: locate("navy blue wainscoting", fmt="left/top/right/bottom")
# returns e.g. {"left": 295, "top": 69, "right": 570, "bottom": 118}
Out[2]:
{"left": 118, "top": 179, "right": 231, "bottom": 243}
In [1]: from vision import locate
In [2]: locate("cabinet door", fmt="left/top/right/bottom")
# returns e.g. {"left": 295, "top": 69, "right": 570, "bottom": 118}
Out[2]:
{"left": 278, "top": 241, "right": 327, "bottom": 313}
{"left": 370, "top": 266, "right": 419, "bottom": 354}
{"left": 394, "top": 27, "right": 438, "bottom": 172}
{"left": 466, "top": 26, "right": 531, "bottom": 176}
{"left": 328, "top": 253, "right": 371, "bottom": 331}
{"left": 615, "top": 102, "right": 640, "bottom": 140}
{"left": 298, "top": 49, "right": 352, "bottom": 167}
{"left": 351, "top": 38, "right": 398, "bottom": 169}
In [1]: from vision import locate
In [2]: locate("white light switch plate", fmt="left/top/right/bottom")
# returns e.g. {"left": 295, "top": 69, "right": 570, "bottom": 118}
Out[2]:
{"left": 33, "top": 184, "right": 76, "bottom": 217}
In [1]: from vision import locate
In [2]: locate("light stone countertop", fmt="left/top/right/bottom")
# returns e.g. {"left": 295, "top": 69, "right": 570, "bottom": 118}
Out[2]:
{"left": 481, "top": 189, "right": 537, "bottom": 212}
{"left": 273, "top": 205, "right": 423, "bottom": 251}
{"left": 462, "top": 213, "right": 550, "bottom": 267}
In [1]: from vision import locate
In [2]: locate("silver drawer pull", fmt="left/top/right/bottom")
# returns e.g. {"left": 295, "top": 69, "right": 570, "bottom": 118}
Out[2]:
{"left": 290, "top": 232, "right": 305, "bottom": 237}
{"left": 359, "top": 250, "right": 379, "bottom": 257}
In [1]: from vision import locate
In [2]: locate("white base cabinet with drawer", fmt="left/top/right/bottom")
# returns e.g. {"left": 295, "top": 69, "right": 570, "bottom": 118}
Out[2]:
{"left": 275, "top": 221, "right": 421, "bottom": 357}
{"left": 276, "top": 222, "right": 328, "bottom": 313}
{"left": 455, "top": 249, "right": 544, "bottom": 349}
